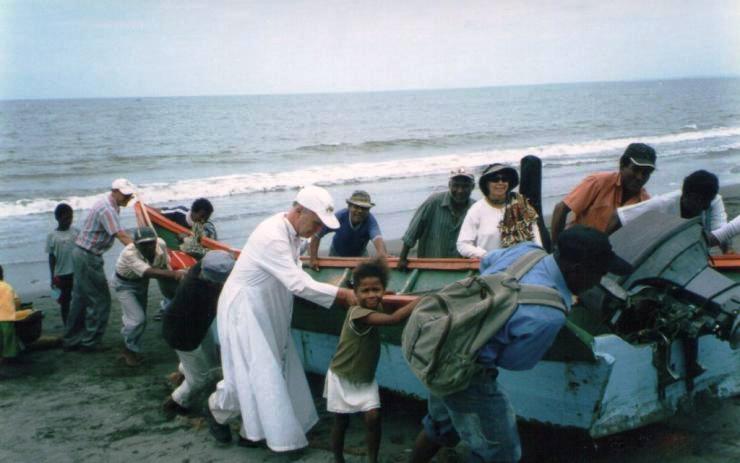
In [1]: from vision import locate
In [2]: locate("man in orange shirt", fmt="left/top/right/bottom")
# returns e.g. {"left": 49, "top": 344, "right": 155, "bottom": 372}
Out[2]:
{"left": 550, "top": 143, "right": 656, "bottom": 244}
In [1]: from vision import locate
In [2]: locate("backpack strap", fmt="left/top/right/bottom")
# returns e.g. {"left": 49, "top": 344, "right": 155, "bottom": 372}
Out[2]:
{"left": 505, "top": 249, "right": 567, "bottom": 313}
{"left": 505, "top": 249, "right": 549, "bottom": 280}
{"left": 517, "top": 284, "right": 567, "bottom": 313}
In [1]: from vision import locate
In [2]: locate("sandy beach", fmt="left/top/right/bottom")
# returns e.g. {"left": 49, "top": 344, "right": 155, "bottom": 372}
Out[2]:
{"left": 1, "top": 186, "right": 739, "bottom": 463}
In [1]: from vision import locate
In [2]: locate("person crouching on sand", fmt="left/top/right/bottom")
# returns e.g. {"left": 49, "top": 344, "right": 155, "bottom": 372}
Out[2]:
{"left": 325, "top": 258, "right": 419, "bottom": 463}
{"left": 114, "top": 227, "right": 185, "bottom": 366}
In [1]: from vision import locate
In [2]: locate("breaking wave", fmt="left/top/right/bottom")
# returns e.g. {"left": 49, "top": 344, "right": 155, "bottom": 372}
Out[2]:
{"left": 2, "top": 126, "right": 739, "bottom": 218}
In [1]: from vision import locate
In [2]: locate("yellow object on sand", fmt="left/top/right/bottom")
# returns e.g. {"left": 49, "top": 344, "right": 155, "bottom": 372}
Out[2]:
{"left": 14, "top": 309, "right": 33, "bottom": 321}
{"left": 0, "top": 280, "right": 22, "bottom": 322}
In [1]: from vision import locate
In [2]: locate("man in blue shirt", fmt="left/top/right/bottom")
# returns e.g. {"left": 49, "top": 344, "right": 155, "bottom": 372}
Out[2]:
{"left": 410, "top": 225, "right": 632, "bottom": 463}
{"left": 308, "top": 190, "right": 388, "bottom": 269}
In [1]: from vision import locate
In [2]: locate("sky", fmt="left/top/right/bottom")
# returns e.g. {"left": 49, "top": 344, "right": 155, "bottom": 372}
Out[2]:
{"left": 1, "top": 0, "right": 739, "bottom": 99}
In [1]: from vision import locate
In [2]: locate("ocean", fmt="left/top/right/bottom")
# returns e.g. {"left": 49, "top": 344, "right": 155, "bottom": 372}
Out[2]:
{"left": 2, "top": 77, "right": 740, "bottom": 294}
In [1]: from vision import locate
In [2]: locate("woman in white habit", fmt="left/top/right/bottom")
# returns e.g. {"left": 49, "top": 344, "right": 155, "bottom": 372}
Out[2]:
{"left": 207, "top": 186, "right": 356, "bottom": 452}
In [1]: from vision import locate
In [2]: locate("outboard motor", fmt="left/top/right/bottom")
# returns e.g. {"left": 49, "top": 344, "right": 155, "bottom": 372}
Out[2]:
{"left": 579, "top": 211, "right": 740, "bottom": 395}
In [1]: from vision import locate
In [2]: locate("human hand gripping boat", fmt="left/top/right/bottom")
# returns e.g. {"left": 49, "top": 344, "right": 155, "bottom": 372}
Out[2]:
{"left": 135, "top": 201, "right": 739, "bottom": 438}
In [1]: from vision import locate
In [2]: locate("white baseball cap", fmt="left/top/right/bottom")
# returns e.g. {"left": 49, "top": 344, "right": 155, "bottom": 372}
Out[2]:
{"left": 111, "top": 178, "right": 137, "bottom": 195}
{"left": 295, "top": 186, "right": 340, "bottom": 229}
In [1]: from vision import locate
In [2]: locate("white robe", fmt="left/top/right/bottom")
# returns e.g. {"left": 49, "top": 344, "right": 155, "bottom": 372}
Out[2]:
{"left": 209, "top": 213, "right": 338, "bottom": 451}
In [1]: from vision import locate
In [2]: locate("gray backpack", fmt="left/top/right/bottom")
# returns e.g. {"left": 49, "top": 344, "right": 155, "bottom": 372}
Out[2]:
{"left": 401, "top": 250, "right": 566, "bottom": 397}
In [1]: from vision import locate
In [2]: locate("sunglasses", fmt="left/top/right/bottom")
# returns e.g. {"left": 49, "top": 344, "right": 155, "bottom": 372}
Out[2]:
{"left": 488, "top": 174, "right": 509, "bottom": 183}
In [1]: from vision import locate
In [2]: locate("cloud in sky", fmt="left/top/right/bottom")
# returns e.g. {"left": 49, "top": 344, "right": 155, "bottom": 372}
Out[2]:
{"left": 1, "top": 0, "right": 739, "bottom": 99}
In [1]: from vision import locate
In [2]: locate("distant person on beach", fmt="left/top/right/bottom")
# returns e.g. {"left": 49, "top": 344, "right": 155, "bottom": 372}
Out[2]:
{"left": 308, "top": 190, "right": 388, "bottom": 270}
{"left": 324, "top": 258, "right": 419, "bottom": 463}
{"left": 113, "top": 227, "right": 185, "bottom": 367}
{"left": 410, "top": 226, "right": 632, "bottom": 463}
{"left": 457, "top": 163, "right": 541, "bottom": 258}
{"left": 398, "top": 168, "right": 475, "bottom": 271}
{"left": 46, "top": 203, "right": 79, "bottom": 325}
{"left": 0, "top": 265, "right": 24, "bottom": 364}
{"left": 206, "top": 186, "right": 357, "bottom": 452}
{"left": 605, "top": 169, "right": 727, "bottom": 237}
{"left": 63, "top": 178, "right": 136, "bottom": 353}
{"left": 160, "top": 198, "right": 217, "bottom": 258}
{"left": 161, "top": 250, "right": 235, "bottom": 417}
{"left": 550, "top": 143, "right": 656, "bottom": 244}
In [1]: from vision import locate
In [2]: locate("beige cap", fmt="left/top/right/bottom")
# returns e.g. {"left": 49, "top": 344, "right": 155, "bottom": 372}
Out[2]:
{"left": 111, "top": 178, "right": 136, "bottom": 195}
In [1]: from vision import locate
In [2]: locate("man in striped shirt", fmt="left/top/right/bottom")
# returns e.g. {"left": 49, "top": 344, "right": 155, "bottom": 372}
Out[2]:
{"left": 398, "top": 168, "right": 475, "bottom": 271}
{"left": 63, "top": 178, "right": 135, "bottom": 352}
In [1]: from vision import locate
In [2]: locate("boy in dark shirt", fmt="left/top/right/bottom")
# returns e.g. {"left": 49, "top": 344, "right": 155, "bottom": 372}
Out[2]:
{"left": 324, "top": 258, "right": 419, "bottom": 463}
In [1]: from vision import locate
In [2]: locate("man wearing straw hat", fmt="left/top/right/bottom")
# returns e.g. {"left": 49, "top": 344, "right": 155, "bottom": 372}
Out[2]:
{"left": 308, "top": 190, "right": 388, "bottom": 270}
{"left": 63, "top": 178, "right": 136, "bottom": 353}
{"left": 206, "top": 185, "right": 357, "bottom": 453}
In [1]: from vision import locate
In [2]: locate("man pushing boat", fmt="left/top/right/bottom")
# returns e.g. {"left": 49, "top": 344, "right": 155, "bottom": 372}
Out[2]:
{"left": 409, "top": 226, "right": 632, "bottom": 462}
{"left": 205, "top": 186, "right": 357, "bottom": 453}
{"left": 63, "top": 178, "right": 136, "bottom": 352}
{"left": 550, "top": 143, "right": 656, "bottom": 244}
{"left": 398, "top": 168, "right": 476, "bottom": 270}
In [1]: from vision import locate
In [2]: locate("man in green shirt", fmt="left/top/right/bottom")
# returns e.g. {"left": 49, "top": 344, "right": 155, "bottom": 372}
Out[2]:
{"left": 398, "top": 168, "right": 475, "bottom": 270}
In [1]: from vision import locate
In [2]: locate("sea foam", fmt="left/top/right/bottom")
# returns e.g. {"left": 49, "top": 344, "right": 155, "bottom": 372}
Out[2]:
{"left": 2, "top": 126, "right": 739, "bottom": 218}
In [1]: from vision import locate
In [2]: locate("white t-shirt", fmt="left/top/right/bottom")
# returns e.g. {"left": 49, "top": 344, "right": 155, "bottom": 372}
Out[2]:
{"left": 115, "top": 238, "right": 170, "bottom": 280}
{"left": 457, "top": 198, "right": 542, "bottom": 258}
{"left": 617, "top": 190, "right": 727, "bottom": 233}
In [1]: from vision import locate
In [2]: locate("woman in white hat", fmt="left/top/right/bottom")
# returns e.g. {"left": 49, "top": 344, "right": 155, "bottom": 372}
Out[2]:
{"left": 457, "top": 164, "right": 542, "bottom": 258}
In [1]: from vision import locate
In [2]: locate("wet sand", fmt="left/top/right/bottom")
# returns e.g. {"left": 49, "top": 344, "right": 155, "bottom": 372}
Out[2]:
{"left": 3, "top": 287, "right": 738, "bottom": 463}
{"left": 1, "top": 185, "right": 739, "bottom": 462}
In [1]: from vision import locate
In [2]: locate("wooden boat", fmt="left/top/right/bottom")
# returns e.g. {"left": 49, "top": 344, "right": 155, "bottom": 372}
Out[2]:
{"left": 135, "top": 202, "right": 739, "bottom": 438}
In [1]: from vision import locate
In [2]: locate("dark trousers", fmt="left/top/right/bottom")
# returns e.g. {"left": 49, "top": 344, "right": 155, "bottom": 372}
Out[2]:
{"left": 54, "top": 274, "right": 74, "bottom": 325}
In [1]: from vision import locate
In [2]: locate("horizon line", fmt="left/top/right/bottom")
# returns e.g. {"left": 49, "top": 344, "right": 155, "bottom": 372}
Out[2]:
{"left": 2, "top": 74, "right": 739, "bottom": 103}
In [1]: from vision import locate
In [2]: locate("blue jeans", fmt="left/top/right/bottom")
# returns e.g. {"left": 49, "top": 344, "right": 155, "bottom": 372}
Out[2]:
{"left": 422, "top": 369, "right": 521, "bottom": 463}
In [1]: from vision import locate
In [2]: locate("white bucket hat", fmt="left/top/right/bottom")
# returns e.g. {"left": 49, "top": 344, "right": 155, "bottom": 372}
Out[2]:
{"left": 295, "top": 186, "right": 340, "bottom": 229}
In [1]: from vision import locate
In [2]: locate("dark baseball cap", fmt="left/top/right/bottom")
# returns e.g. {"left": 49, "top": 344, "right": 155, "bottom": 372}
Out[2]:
{"left": 557, "top": 225, "right": 632, "bottom": 275}
{"left": 624, "top": 143, "right": 657, "bottom": 169}
{"left": 133, "top": 227, "right": 157, "bottom": 244}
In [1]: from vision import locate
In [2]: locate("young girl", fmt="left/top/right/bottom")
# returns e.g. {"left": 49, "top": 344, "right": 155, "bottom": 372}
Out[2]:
{"left": 324, "top": 257, "right": 419, "bottom": 463}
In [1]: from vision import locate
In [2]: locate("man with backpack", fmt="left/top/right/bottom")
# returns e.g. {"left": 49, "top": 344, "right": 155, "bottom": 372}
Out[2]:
{"left": 407, "top": 225, "right": 632, "bottom": 462}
